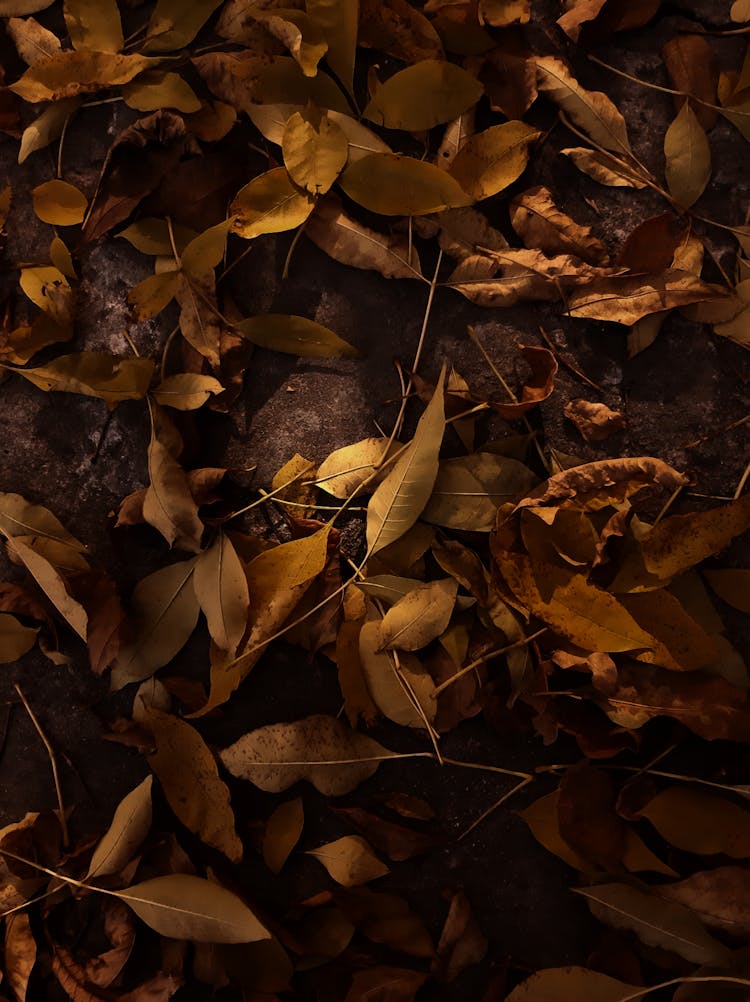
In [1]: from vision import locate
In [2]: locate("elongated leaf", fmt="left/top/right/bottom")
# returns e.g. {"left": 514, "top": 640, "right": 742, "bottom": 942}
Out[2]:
{"left": 510, "top": 185, "right": 608, "bottom": 264}
{"left": 0, "top": 613, "right": 38, "bottom": 663}
{"left": 247, "top": 104, "right": 390, "bottom": 162}
{"left": 245, "top": 9, "right": 328, "bottom": 77}
{"left": 151, "top": 373, "right": 224, "bottom": 410}
{"left": 110, "top": 559, "right": 199, "bottom": 688}
{"left": 10, "top": 51, "right": 153, "bottom": 102}
{"left": 562, "top": 147, "right": 647, "bottom": 188}
{"left": 340, "top": 155, "right": 470, "bottom": 216}
{"left": 307, "top": 0, "right": 358, "bottom": 97}
{"left": 144, "top": 0, "right": 223, "bottom": 52}
{"left": 364, "top": 60, "right": 483, "bottom": 131}
{"left": 505, "top": 967, "right": 640, "bottom": 1002}
{"left": 379, "top": 579, "right": 457, "bottom": 651}
{"left": 8, "top": 537, "right": 88, "bottom": 638}
{"left": 12, "top": 353, "right": 154, "bottom": 409}
{"left": 567, "top": 269, "right": 725, "bottom": 324}
{"left": 574, "top": 883, "right": 732, "bottom": 965}
{"left": 306, "top": 196, "right": 423, "bottom": 280}
{"left": 194, "top": 533, "right": 249, "bottom": 655}
{"left": 367, "top": 370, "right": 445, "bottom": 555}
{"left": 19, "top": 98, "right": 80, "bottom": 165}
{"left": 449, "top": 122, "right": 539, "bottom": 201}
{"left": 5, "top": 912, "right": 35, "bottom": 1002}
{"left": 117, "top": 874, "right": 268, "bottom": 943}
{"left": 536, "top": 55, "right": 632, "bottom": 155}
{"left": 308, "top": 836, "right": 388, "bottom": 886}
{"left": 358, "top": 620, "right": 437, "bottom": 728}
{"left": 231, "top": 168, "right": 314, "bottom": 239}
{"left": 664, "top": 103, "right": 711, "bottom": 208}
{"left": 143, "top": 405, "right": 204, "bottom": 552}
{"left": 236, "top": 314, "right": 360, "bottom": 358}
{"left": 423, "top": 453, "right": 537, "bottom": 531}
{"left": 659, "top": 866, "right": 750, "bottom": 937}
{"left": 87, "top": 776, "right": 153, "bottom": 879}
{"left": 0, "top": 492, "right": 84, "bottom": 550}
{"left": 637, "top": 787, "right": 750, "bottom": 857}
{"left": 220, "top": 714, "right": 394, "bottom": 795}
{"left": 139, "top": 706, "right": 242, "bottom": 862}
{"left": 317, "top": 438, "right": 403, "bottom": 498}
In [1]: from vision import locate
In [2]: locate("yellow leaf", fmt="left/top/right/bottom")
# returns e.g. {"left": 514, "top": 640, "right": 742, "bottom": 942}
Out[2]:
{"left": 367, "top": 370, "right": 445, "bottom": 555}
{"left": 637, "top": 787, "right": 750, "bottom": 857}
{"left": 111, "top": 559, "right": 199, "bottom": 688}
{"left": 235, "top": 313, "right": 360, "bottom": 357}
{"left": 87, "top": 776, "right": 153, "bottom": 879}
{"left": 448, "top": 121, "right": 539, "bottom": 201}
{"left": 358, "top": 619, "right": 437, "bottom": 728}
{"left": 138, "top": 706, "right": 243, "bottom": 862}
{"left": 8, "top": 537, "right": 87, "bottom": 638}
{"left": 248, "top": 103, "right": 390, "bottom": 163}
{"left": 7, "top": 15, "right": 61, "bottom": 65}
{"left": 704, "top": 568, "right": 750, "bottom": 614}
{"left": 282, "top": 108, "right": 348, "bottom": 195}
{"left": 143, "top": 404, "right": 204, "bottom": 552}
{"left": 19, "top": 265, "right": 70, "bottom": 312}
{"left": 363, "top": 60, "right": 483, "bottom": 131}
{"left": 194, "top": 533, "right": 249, "bottom": 655}
{"left": 49, "top": 236, "right": 75, "bottom": 278}
{"left": 19, "top": 98, "right": 80, "bottom": 164}
{"left": 220, "top": 714, "right": 393, "bottom": 794}
{"left": 263, "top": 798, "right": 304, "bottom": 875}
{"left": 144, "top": 0, "right": 223, "bottom": 52}
{"left": 535, "top": 55, "right": 632, "bottom": 155}
{"left": 64, "top": 0, "right": 123, "bottom": 52}
{"left": 342, "top": 152, "right": 470, "bottom": 217}
{"left": 123, "top": 70, "right": 202, "bottom": 113}
{"left": 10, "top": 51, "right": 153, "bottom": 102}
{"left": 505, "top": 967, "right": 641, "bottom": 1002}
{"left": 11, "top": 352, "right": 154, "bottom": 409}
{"left": 423, "top": 453, "right": 537, "bottom": 532}
{"left": 151, "top": 373, "right": 224, "bottom": 410}
{"left": 117, "top": 873, "right": 269, "bottom": 943}
{"left": 307, "top": 836, "right": 389, "bottom": 886}
{"left": 0, "top": 492, "right": 85, "bottom": 550}
{"left": 0, "top": 613, "right": 38, "bottom": 663}
{"left": 378, "top": 578, "right": 457, "bottom": 651}
{"left": 119, "top": 217, "right": 197, "bottom": 256}
{"left": 181, "top": 219, "right": 233, "bottom": 277}
{"left": 664, "top": 102, "right": 711, "bottom": 208}
{"left": 307, "top": 0, "right": 358, "bottom": 95}
{"left": 316, "top": 437, "right": 403, "bottom": 498}
{"left": 128, "top": 270, "right": 181, "bottom": 321}
{"left": 0, "top": 1, "right": 54, "bottom": 14}
{"left": 33, "top": 179, "right": 87, "bottom": 226}
{"left": 479, "top": 0, "right": 529, "bottom": 25}
{"left": 245, "top": 8, "right": 328, "bottom": 76}
{"left": 231, "top": 167, "right": 314, "bottom": 239}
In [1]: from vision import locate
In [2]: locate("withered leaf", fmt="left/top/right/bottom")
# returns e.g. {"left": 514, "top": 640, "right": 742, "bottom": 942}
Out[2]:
{"left": 636, "top": 786, "right": 750, "bottom": 858}
{"left": 564, "top": 399, "right": 625, "bottom": 442}
{"left": 10, "top": 51, "right": 153, "bottom": 103}
{"left": 561, "top": 147, "right": 647, "bottom": 188}
{"left": 433, "top": 890, "right": 487, "bottom": 983}
{"left": 308, "top": 835, "right": 389, "bottom": 886}
{"left": 359, "top": 619, "right": 437, "bottom": 729}
{"left": 143, "top": 404, "right": 204, "bottom": 553}
{"left": 424, "top": 453, "right": 537, "bottom": 531}
{"left": 144, "top": 0, "right": 223, "bottom": 53}
{"left": 334, "top": 806, "right": 436, "bottom": 861}
{"left": 665, "top": 103, "right": 711, "bottom": 209}
{"left": 449, "top": 121, "right": 539, "bottom": 202}
{"left": 5, "top": 913, "right": 36, "bottom": 1002}
{"left": 505, "top": 967, "right": 640, "bottom": 1001}
{"left": 510, "top": 186, "right": 608, "bottom": 264}
{"left": 87, "top": 776, "right": 153, "bottom": 880}
{"left": 194, "top": 532, "right": 249, "bottom": 656}
{"left": 662, "top": 34, "right": 719, "bottom": 131}
{"left": 568, "top": 270, "right": 726, "bottom": 325}
{"left": 11, "top": 352, "right": 154, "bottom": 409}
{"left": 658, "top": 866, "right": 750, "bottom": 937}
{"left": 65, "top": 0, "right": 123, "bottom": 52}
{"left": 344, "top": 966, "right": 427, "bottom": 1002}
{"left": 282, "top": 106, "right": 348, "bottom": 195}
{"left": 378, "top": 578, "right": 458, "bottom": 651}
{"left": 558, "top": 0, "right": 660, "bottom": 45}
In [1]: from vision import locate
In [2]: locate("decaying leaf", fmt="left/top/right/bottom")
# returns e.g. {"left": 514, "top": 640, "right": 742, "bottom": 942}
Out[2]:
{"left": 449, "top": 122, "right": 539, "bottom": 202}
{"left": 564, "top": 398, "right": 625, "bottom": 442}
{"left": 510, "top": 186, "right": 608, "bottom": 264}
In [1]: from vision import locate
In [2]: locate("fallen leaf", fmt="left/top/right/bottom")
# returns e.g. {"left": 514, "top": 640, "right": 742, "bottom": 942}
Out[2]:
{"left": 510, "top": 185, "right": 608, "bottom": 264}
{"left": 378, "top": 578, "right": 458, "bottom": 651}
{"left": 10, "top": 51, "right": 153, "bottom": 102}
{"left": 359, "top": 0, "right": 443, "bottom": 63}
{"left": 220, "top": 714, "right": 395, "bottom": 794}
{"left": 282, "top": 106, "right": 348, "bottom": 194}
{"left": 433, "top": 890, "right": 487, "bottom": 983}
{"left": 122, "top": 71, "right": 202, "bottom": 114}
{"left": 505, "top": 967, "right": 640, "bottom": 1001}
{"left": 7, "top": 14, "right": 61, "bottom": 64}
{"left": 0, "top": 613, "right": 38, "bottom": 663}
{"left": 658, "top": 866, "right": 750, "bottom": 937}
{"left": 194, "top": 532, "right": 249, "bottom": 655}
{"left": 359, "top": 619, "right": 437, "bottom": 728}
{"left": 307, "top": 0, "right": 358, "bottom": 96}
{"left": 8, "top": 536, "right": 88, "bottom": 638}
{"left": 480, "top": 0, "right": 529, "bottom": 26}
{"left": 0, "top": 492, "right": 85, "bottom": 549}
{"left": 704, "top": 568, "right": 750, "bottom": 614}
{"left": 32, "top": 178, "right": 87, "bottom": 226}
{"left": 367, "top": 368, "right": 445, "bottom": 554}
{"left": 665, "top": 102, "right": 711, "bottom": 209}
{"left": 65, "top": 0, "right": 123, "bottom": 52}
{"left": 317, "top": 437, "right": 402, "bottom": 499}
{"left": 87, "top": 776, "right": 154, "bottom": 879}
{"left": 489, "top": 343, "right": 558, "bottom": 419}
{"left": 263, "top": 798, "right": 304, "bottom": 874}
{"left": 448, "top": 121, "right": 539, "bottom": 201}
{"left": 231, "top": 167, "right": 314, "bottom": 239}
{"left": 567, "top": 270, "right": 725, "bottom": 325}
{"left": 235, "top": 313, "right": 360, "bottom": 357}
{"left": 11, "top": 352, "right": 154, "bottom": 409}
{"left": 561, "top": 146, "right": 647, "bottom": 188}
{"left": 151, "top": 373, "right": 224, "bottom": 410}
{"left": 19, "top": 98, "right": 80, "bottom": 164}
{"left": 558, "top": 0, "right": 659, "bottom": 45}
{"left": 636, "top": 786, "right": 750, "bottom": 857}
{"left": 244, "top": 9, "right": 328, "bottom": 77}
{"left": 340, "top": 154, "right": 471, "bottom": 216}
{"left": 564, "top": 399, "right": 625, "bottom": 442}
{"left": 143, "top": 404, "right": 204, "bottom": 553}
{"left": 5, "top": 912, "right": 35, "bottom": 1002}
{"left": 144, "top": 0, "right": 223, "bottom": 52}
{"left": 363, "top": 59, "right": 483, "bottom": 131}
{"left": 117, "top": 873, "right": 269, "bottom": 943}
{"left": 662, "top": 34, "right": 719, "bottom": 131}
{"left": 308, "top": 835, "right": 389, "bottom": 886}
{"left": 344, "top": 966, "right": 427, "bottom": 1002}
{"left": 334, "top": 806, "right": 436, "bottom": 861}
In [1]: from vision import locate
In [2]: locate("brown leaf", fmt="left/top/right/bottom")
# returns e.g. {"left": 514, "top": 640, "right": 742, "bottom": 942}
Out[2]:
{"left": 616, "top": 214, "right": 685, "bottom": 274}
{"left": 510, "top": 186, "right": 609, "bottom": 264}
{"left": 143, "top": 404, "right": 204, "bottom": 553}
{"left": 568, "top": 269, "right": 726, "bottom": 325}
{"left": 558, "top": 0, "right": 660, "bottom": 46}
{"left": 5, "top": 913, "right": 35, "bottom": 1002}
{"left": 466, "top": 29, "right": 537, "bottom": 120}
{"left": 344, "top": 966, "right": 428, "bottom": 1002}
{"left": 82, "top": 111, "right": 190, "bottom": 244}
{"left": 358, "top": 0, "right": 444, "bottom": 63}
{"left": 432, "top": 890, "right": 488, "bottom": 983}
{"left": 334, "top": 806, "right": 437, "bottom": 861}
{"left": 558, "top": 762, "right": 626, "bottom": 869}
{"left": 563, "top": 399, "right": 625, "bottom": 442}
{"left": 10, "top": 50, "right": 153, "bottom": 102}
{"left": 662, "top": 34, "right": 719, "bottom": 131}
{"left": 333, "top": 886, "right": 434, "bottom": 957}
{"left": 658, "top": 866, "right": 750, "bottom": 937}
{"left": 263, "top": 798, "right": 304, "bottom": 875}
{"left": 69, "top": 569, "right": 127, "bottom": 674}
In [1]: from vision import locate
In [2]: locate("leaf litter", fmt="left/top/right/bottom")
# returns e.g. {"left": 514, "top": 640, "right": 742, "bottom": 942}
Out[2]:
{"left": 0, "top": 0, "right": 746, "bottom": 999}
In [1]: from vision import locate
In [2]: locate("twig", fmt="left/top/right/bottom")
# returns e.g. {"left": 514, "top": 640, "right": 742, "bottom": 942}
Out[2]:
{"left": 458, "top": 777, "right": 533, "bottom": 842}
{"left": 14, "top": 685, "right": 68, "bottom": 847}
{"left": 734, "top": 458, "right": 750, "bottom": 499}
{"left": 537, "top": 325, "right": 604, "bottom": 394}
{"left": 683, "top": 412, "right": 749, "bottom": 448}
{"left": 433, "top": 629, "right": 547, "bottom": 697}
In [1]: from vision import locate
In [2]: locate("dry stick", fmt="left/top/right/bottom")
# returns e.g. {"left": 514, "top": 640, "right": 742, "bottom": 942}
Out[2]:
{"left": 537, "top": 325, "right": 604, "bottom": 395}
{"left": 432, "top": 629, "right": 547, "bottom": 697}
{"left": 56, "top": 111, "right": 74, "bottom": 180}
{"left": 282, "top": 220, "right": 309, "bottom": 279}
{"left": 653, "top": 483, "right": 684, "bottom": 525}
{"left": 536, "top": 762, "right": 750, "bottom": 798}
{"left": 620, "top": 976, "right": 750, "bottom": 1001}
{"left": 15, "top": 685, "right": 69, "bottom": 848}
{"left": 734, "top": 458, "right": 750, "bottom": 499}
{"left": 458, "top": 776, "right": 533, "bottom": 842}
{"left": 683, "top": 412, "right": 750, "bottom": 448}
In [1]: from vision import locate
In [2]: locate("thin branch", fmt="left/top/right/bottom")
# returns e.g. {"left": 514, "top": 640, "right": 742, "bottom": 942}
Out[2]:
{"left": 15, "top": 685, "right": 68, "bottom": 848}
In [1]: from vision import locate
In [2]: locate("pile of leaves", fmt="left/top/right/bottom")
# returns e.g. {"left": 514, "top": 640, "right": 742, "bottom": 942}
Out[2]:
{"left": 0, "top": 0, "right": 747, "bottom": 999}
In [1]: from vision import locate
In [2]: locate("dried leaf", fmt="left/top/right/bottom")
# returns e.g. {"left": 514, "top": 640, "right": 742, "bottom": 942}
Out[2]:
{"left": 536, "top": 55, "right": 632, "bottom": 155}
{"left": 110, "top": 558, "right": 200, "bottom": 688}
{"left": 334, "top": 806, "right": 436, "bottom": 861}
{"left": 433, "top": 890, "right": 487, "bottom": 983}
{"left": 448, "top": 121, "right": 539, "bottom": 201}
{"left": 637, "top": 786, "right": 750, "bottom": 857}
{"left": 575, "top": 882, "right": 731, "bottom": 965}
{"left": 7, "top": 14, "right": 61, "bottom": 64}
{"left": 194, "top": 533, "right": 249, "bottom": 655}
{"left": 65, "top": 0, "right": 123, "bottom": 52}
{"left": 151, "top": 373, "right": 224, "bottom": 410}
{"left": 704, "top": 568, "right": 750, "bottom": 614}
{"left": 662, "top": 34, "right": 718, "bottom": 131}
{"left": 562, "top": 147, "right": 647, "bottom": 188}
{"left": 308, "top": 835, "right": 389, "bottom": 886}
{"left": 367, "top": 368, "right": 445, "bottom": 555}
{"left": 567, "top": 269, "right": 725, "bottom": 325}
{"left": 12, "top": 352, "right": 154, "bottom": 409}
{"left": 220, "top": 714, "right": 395, "bottom": 794}
{"left": 144, "top": 0, "right": 223, "bottom": 52}
{"left": 363, "top": 60, "right": 483, "bottom": 131}
{"left": 317, "top": 437, "right": 402, "bottom": 499}
{"left": 123, "top": 71, "right": 202, "bottom": 114}
{"left": 236, "top": 313, "right": 360, "bottom": 357}
{"left": 307, "top": 0, "right": 358, "bottom": 96}
{"left": 0, "top": 492, "right": 84, "bottom": 549}
{"left": 231, "top": 167, "right": 314, "bottom": 239}
{"left": 344, "top": 966, "right": 427, "bottom": 1002}
{"left": 359, "top": 0, "right": 443, "bottom": 63}
{"left": 263, "top": 798, "right": 303, "bottom": 874}
{"left": 558, "top": 0, "right": 659, "bottom": 45}
{"left": 665, "top": 103, "right": 711, "bottom": 209}
{"left": 137, "top": 705, "right": 243, "bottom": 862}
{"left": 10, "top": 51, "right": 153, "bottom": 102}
{"left": 359, "top": 619, "right": 437, "bottom": 728}
{"left": 510, "top": 185, "right": 608, "bottom": 264}
{"left": 659, "top": 866, "right": 750, "bottom": 937}
{"left": 143, "top": 404, "right": 204, "bottom": 552}
{"left": 564, "top": 399, "right": 625, "bottom": 442}
{"left": 244, "top": 9, "right": 328, "bottom": 77}
{"left": 340, "top": 154, "right": 471, "bottom": 216}
{"left": 0, "top": 613, "right": 38, "bottom": 662}
{"left": 5, "top": 913, "right": 36, "bottom": 1002}
{"left": 19, "top": 99, "right": 80, "bottom": 164}
{"left": 282, "top": 106, "right": 348, "bottom": 194}
{"left": 378, "top": 578, "right": 458, "bottom": 651}
{"left": 117, "top": 873, "right": 269, "bottom": 943}
{"left": 505, "top": 967, "right": 639, "bottom": 1001}
{"left": 87, "top": 776, "right": 153, "bottom": 879}
{"left": 8, "top": 537, "right": 88, "bottom": 638}
{"left": 32, "top": 178, "right": 87, "bottom": 226}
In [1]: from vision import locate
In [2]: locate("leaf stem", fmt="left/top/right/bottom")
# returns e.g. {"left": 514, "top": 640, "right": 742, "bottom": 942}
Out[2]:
{"left": 432, "top": 629, "right": 547, "bottom": 697}
{"left": 15, "top": 684, "right": 68, "bottom": 848}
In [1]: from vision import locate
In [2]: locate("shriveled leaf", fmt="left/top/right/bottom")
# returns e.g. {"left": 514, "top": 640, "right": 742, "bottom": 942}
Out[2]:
{"left": 575, "top": 883, "right": 731, "bottom": 965}
{"left": 110, "top": 558, "right": 200, "bottom": 688}
{"left": 10, "top": 51, "right": 153, "bottom": 102}
{"left": 220, "top": 714, "right": 395, "bottom": 795}
{"left": 562, "top": 147, "right": 647, "bottom": 188}
{"left": 536, "top": 55, "right": 632, "bottom": 156}
{"left": 378, "top": 578, "right": 458, "bottom": 651}
{"left": 117, "top": 874, "right": 268, "bottom": 943}
{"left": 231, "top": 168, "right": 314, "bottom": 239}
{"left": 449, "top": 121, "right": 539, "bottom": 201}
{"left": 510, "top": 185, "right": 608, "bottom": 264}
{"left": 306, "top": 195, "right": 423, "bottom": 280}
{"left": 87, "top": 776, "right": 153, "bottom": 879}
{"left": 32, "top": 179, "right": 87, "bottom": 226}
{"left": 12, "top": 353, "right": 154, "bottom": 409}
{"left": 138, "top": 705, "right": 243, "bottom": 862}
{"left": 664, "top": 103, "right": 711, "bottom": 209}
{"left": 308, "top": 835, "right": 389, "bottom": 886}
{"left": 194, "top": 533, "right": 249, "bottom": 655}
{"left": 236, "top": 314, "right": 360, "bottom": 357}
{"left": 244, "top": 9, "right": 328, "bottom": 77}
{"left": 567, "top": 269, "right": 726, "bottom": 325}
{"left": 263, "top": 798, "right": 303, "bottom": 874}
{"left": 359, "top": 619, "right": 437, "bottom": 728}
{"left": 317, "top": 437, "right": 402, "bottom": 499}
{"left": 340, "top": 154, "right": 470, "bottom": 216}
{"left": 282, "top": 107, "right": 348, "bottom": 194}
{"left": 8, "top": 537, "right": 88, "bottom": 638}
{"left": 564, "top": 399, "right": 625, "bottom": 442}
{"left": 0, "top": 613, "right": 38, "bottom": 663}
{"left": 367, "top": 368, "right": 445, "bottom": 555}
{"left": 144, "top": 0, "right": 223, "bottom": 52}
{"left": 363, "top": 60, "right": 483, "bottom": 131}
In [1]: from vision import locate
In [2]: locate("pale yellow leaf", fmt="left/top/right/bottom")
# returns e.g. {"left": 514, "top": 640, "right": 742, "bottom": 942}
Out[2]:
{"left": 449, "top": 121, "right": 539, "bottom": 201}
{"left": 378, "top": 579, "right": 458, "bottom": 651}
{"left": 282, "top": 108, "right": 348, "bottom": 194}
{"left": 316, "top": 437, "right": 403, "bottom": 498}
{"left": 359, "top": 619, "right": 437, "bottom": 728}
{"left": 87, "top": 776, "right": 153, "bottom": 879}
{"left": 231, "top": 167, "right": 314, "bottom": 239}
{"left": 308, "top": 835, "right": 389, "bottom": 886}
{"left": 194, "top": 533, "right": 249, "bottom": 655}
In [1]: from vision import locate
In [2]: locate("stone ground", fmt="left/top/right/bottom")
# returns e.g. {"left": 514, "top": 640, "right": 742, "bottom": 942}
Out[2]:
{"left": 0, "top": 1, "right": 748, "bottom": 999}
